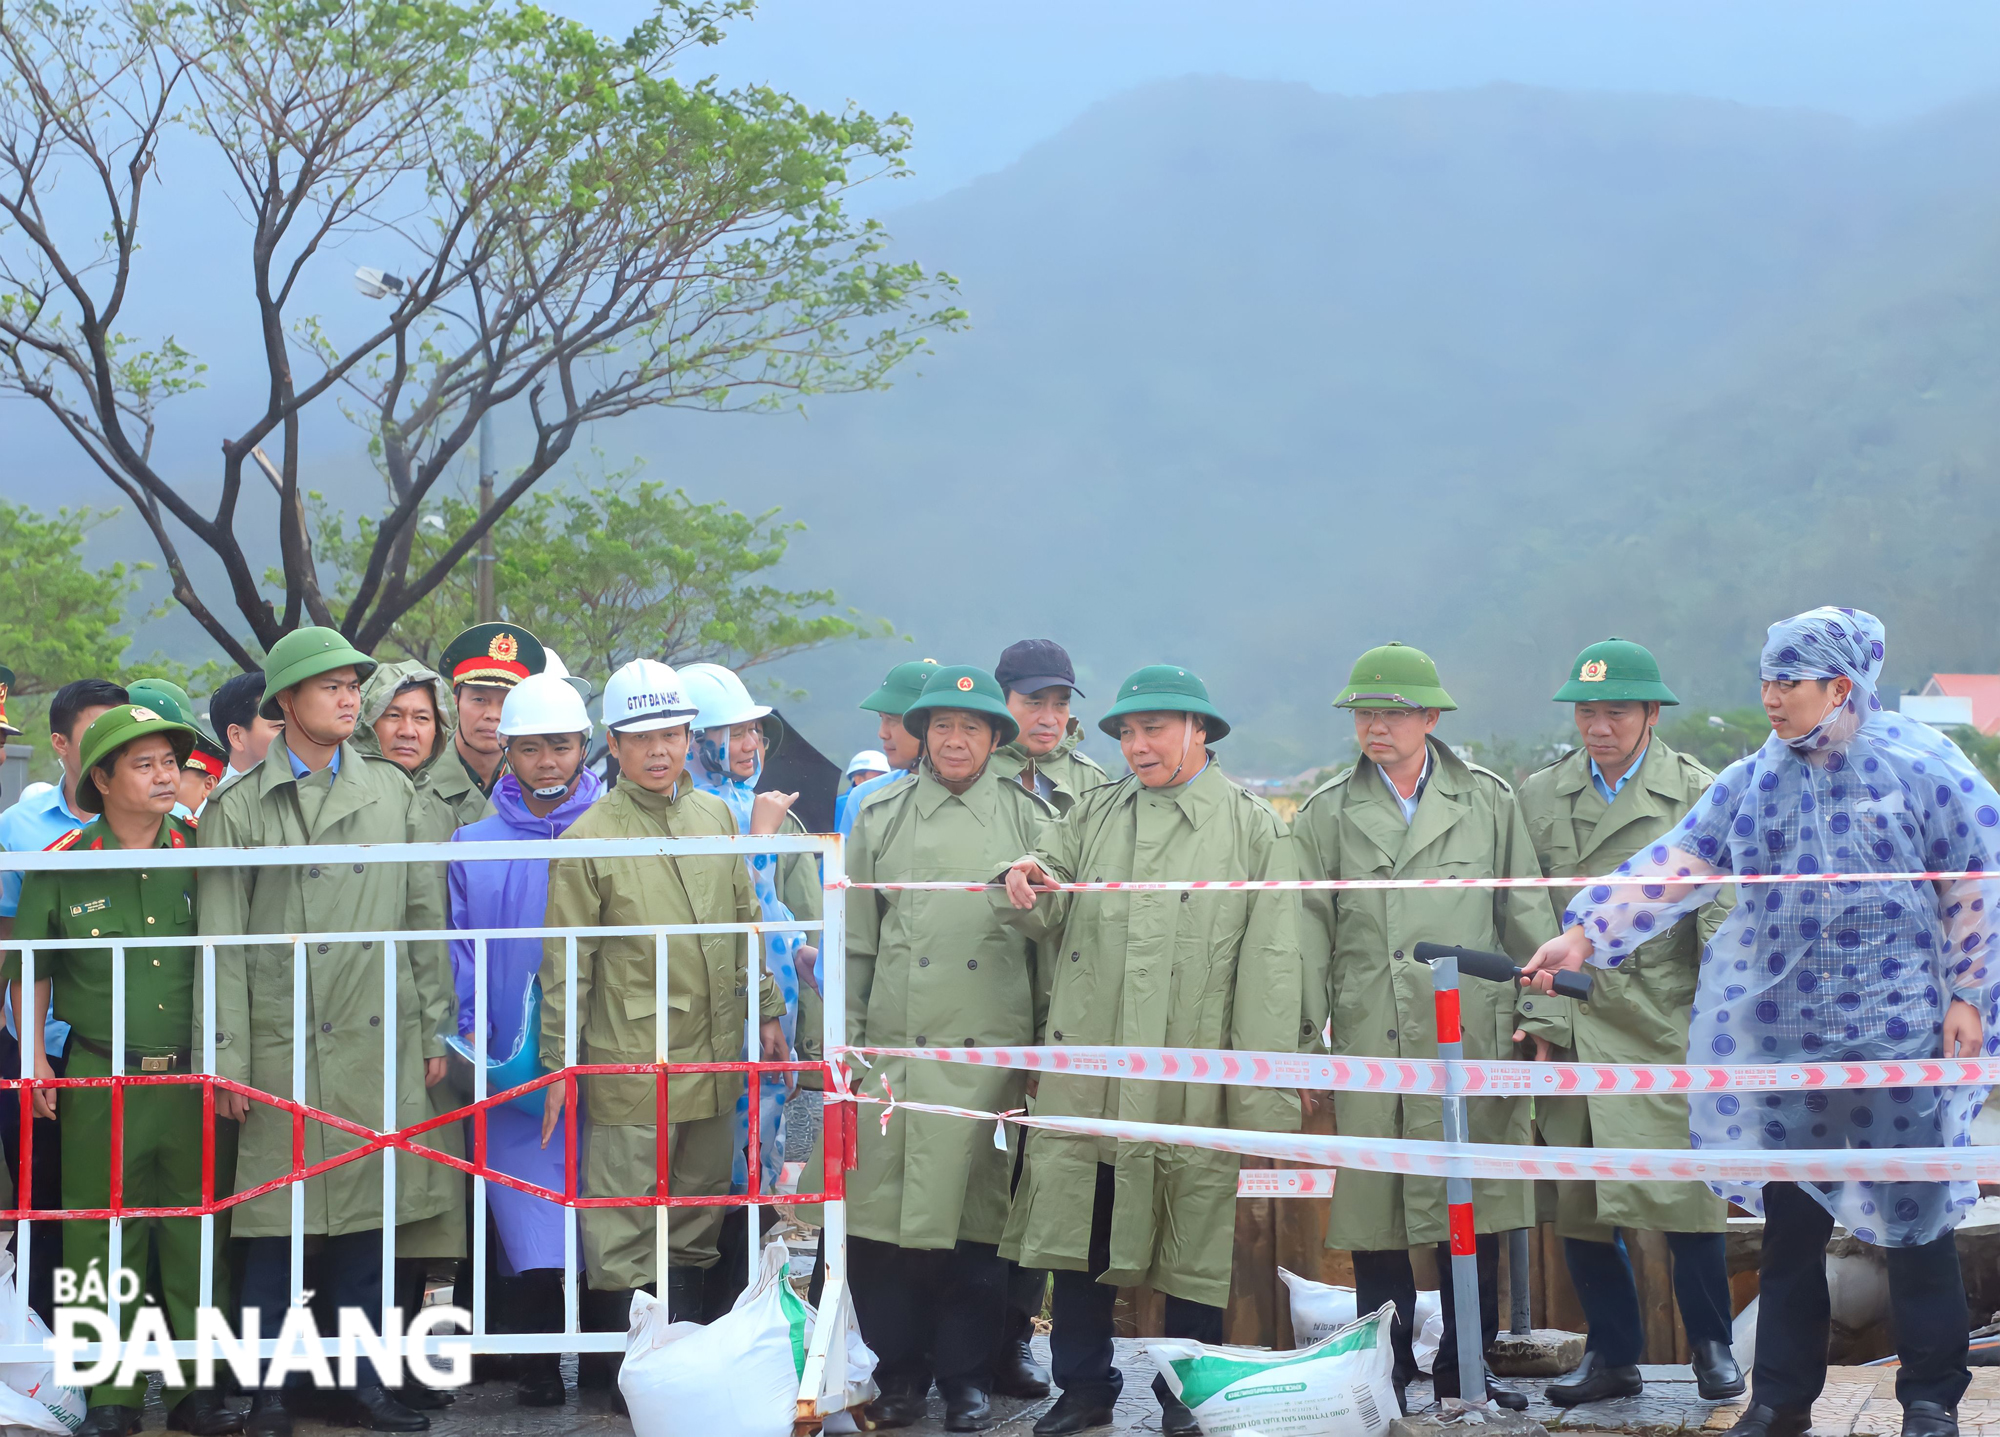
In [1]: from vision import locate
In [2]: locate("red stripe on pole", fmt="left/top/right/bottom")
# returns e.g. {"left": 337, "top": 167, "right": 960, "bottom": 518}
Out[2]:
{"left": 1434, "top": 988, "right": 1461, "bottom": 1044}
{"left": 1449, "top": 1201, "right": 1476, "bottom": 1256}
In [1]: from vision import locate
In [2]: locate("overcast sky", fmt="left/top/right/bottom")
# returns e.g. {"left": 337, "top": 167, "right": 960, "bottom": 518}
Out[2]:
{"left": 562, "top": 0, "right": 2000, "bottom": 202}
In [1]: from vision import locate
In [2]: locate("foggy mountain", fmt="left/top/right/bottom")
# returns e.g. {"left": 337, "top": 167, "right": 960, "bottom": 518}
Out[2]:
{"left": 22, "top": 78, "right": 2000, "bottom": 773}
{"left": 630, "top": 78, "right": 2000, "bottom": 771}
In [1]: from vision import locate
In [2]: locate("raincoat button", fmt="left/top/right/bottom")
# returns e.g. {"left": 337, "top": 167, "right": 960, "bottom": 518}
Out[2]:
{"left": 915, "top": 1035, "right": 926, "bottom": 1045}
{"left": 1393, "top": 949, "right": 1404, "bottom": 960}
{"left": 1052, "top": 1031, "right": 1062, "bottom": 1041}
{"left": 309, "top": 867, "right": 320, "bottom": 878}
{"left": 317, "top": 944, "right": 329, "bottom": 954}
{"left": 918, "top": 957, "right": 930, "bottom": 967}
{"left": 1522, "top": 1001, "right": 1534, "bottom": 1012}
{"left": 963, "top": 1038, "right": 976, "bottom": 1047}
{"left": 353, "top": 865, "right": 363, "bottom": 874}
{"left": 361, "top": 941, "right": 371, "bottom": 950}
{"left": 1387, "top": 1029, "right": 1397, "bottom": 1040}
{"left": 1180, "top": 892, "right": 1189, "bottom": 902}
{"left": 370, "top": 1016, "right": 380, "bottom": 1027}
{"left": 1070, "top": 952, "right": 1080, "bottom": 963}
{"left": 321, "top": 1022, "right": 333, "bottom": 1033}
{"left": 967, "top": 959, "right": 977, "bottom": 970}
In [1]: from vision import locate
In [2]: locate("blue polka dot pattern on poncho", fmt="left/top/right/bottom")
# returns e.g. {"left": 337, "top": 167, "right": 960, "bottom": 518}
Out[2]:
{"left": 1563, "top": 608, "right": 2000, "bottom": 1248}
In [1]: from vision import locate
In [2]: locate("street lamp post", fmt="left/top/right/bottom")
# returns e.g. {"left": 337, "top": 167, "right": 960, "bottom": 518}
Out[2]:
{"left": 357, "top": 266, "right": 499, "bottom": 622}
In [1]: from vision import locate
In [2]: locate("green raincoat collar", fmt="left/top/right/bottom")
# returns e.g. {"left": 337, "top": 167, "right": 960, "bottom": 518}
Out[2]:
{"left": 1119, "top": 751, "right": 1226, "bottom": 827}
{"left": 1549, "top": 735, "right": 1686, "bottom": 803}
{"left": 995, "top": 716, "right": 1086, "bottom": 771}
{"left": 914, "top": 763, "right": 997, "bottom": 824}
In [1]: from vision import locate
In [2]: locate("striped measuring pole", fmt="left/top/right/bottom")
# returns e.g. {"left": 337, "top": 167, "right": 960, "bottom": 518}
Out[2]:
{"left": 1430, "top": 949, "right": 1488, "bottom": 1407}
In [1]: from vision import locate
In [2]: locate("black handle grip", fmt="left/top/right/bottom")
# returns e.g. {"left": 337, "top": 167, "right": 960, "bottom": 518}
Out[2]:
{"left": 1408, "top": 941, "right": 1593, "bottom": 1001}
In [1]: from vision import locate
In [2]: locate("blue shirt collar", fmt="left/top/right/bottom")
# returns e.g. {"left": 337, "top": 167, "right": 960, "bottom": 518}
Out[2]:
{"left": 286, "top": 745, "right": 341, "bottom": 779}
{"left": 1588, "top": 743, "right": 1647, "bottom": 804}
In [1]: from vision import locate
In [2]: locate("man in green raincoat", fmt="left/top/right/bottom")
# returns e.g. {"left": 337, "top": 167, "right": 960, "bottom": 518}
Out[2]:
{"left": 352, "top": 660, "right": 470, "bottom": 1361}
{"left": 536, "top": 659, "right": 786, "bottom": 1376}
{"left": 1516, "top": 640, "right": 1742, "bottom": 1405}
{"left": 1292, "top": 643, "right": 1554, "bottom": 1412}
{"left": 198, "top": 628, "right": 455, "bottom": 1437}
{"left": 989, "top": 639, "right": 1110, "bottom": 815}
{"left": 10, "top": 704, "right": 238, "bottom": 1436}
{"left": 1001, "top": 666, "right": 1303, "bottom": 1437}
{"left": 843, "top": 666, "right": 1055, "bottom": 1433}
{"left": 432, "top": 623, "right": 547, "bottom": 828}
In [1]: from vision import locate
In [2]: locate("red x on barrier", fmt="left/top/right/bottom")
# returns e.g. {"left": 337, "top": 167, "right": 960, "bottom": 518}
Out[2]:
{"left": 1, "top": 1059, "right": 855, "bottom": 1222}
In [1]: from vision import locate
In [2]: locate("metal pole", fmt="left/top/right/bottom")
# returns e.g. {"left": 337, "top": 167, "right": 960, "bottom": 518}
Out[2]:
{"left": 1508, "top": 1228, "right": 1532, "bottom": 1334}
{"left": 476, "top": 413, "right": 497, "bottom": 623}
{"left": 1430, "top": 952, "right": 1487, "bottom": 1406}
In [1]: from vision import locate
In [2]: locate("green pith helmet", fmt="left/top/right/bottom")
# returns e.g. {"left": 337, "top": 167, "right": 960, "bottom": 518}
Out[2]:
{"left": 125, "top": 678, "right": 196, "bottom": 728}
{"left": 1097, "top": 664, "right": 1230, "bottom": 741}
{"left": 75, "top": 704, "right": 197, "bottom": 814}
{"left": 1551, "top": 637, "right": 1680, "bottom": 705}
{"left": 259, "top": 626, "right": 378, "bottom": 720}
{"left": 1334, "top": 642, "right": 1457, "bottom": 711}
{"left": 860, "top": 658, "right": 941, "bottom": 716}
{"left": 902, "top": 666, "right": 1021, "bottom": 748}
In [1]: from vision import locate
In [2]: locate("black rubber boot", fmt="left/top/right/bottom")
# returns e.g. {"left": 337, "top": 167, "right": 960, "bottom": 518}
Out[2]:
{"left": 577, "top": 1285, "right": 631, "bottom": 1390}
{"left": 665, "top": 1266, "right": 707, "bottom": 1324}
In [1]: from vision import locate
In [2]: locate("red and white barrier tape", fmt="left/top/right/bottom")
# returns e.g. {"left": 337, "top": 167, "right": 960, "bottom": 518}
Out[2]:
{"left": 834, "top": 868, "right": 1994, "bottom": 891}
{"left": 829, "top": 1085, "right": 2000, "bottom": 1184}
{"left": 839, "top": 1044, "right": 2000, "bottom": 1096}
{"left": 1238, "top": 1168, "right": 1337, "bottom": 1197}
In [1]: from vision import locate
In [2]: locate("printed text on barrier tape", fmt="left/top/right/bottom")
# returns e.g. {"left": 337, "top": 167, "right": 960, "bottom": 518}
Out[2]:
{"left": 840, "top": 1044, "right": 2000, "bottom": 1095}
{"left": 833, "top": 869, "right": 1998, "bottom": 891}
{"left": 826, "top": 1087, "right": 2000, "bottom": 1184}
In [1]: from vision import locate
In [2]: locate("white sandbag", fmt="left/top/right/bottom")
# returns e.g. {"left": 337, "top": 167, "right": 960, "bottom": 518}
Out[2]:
{"left": 619, "top": 1242, "right": 876, "bottom": 1437}
{"left": 1412, "top": 1292, "right": 1442, "bottom": 1374}
{"left": 1147, "top": 1301, "right": 1399, "bottom": 1437}
{"left": 0, "top": 1254, "right": 81, "bottom": 1434}
{"left": 1279, "top": 1268, "right": 1357, "bottom": 1348}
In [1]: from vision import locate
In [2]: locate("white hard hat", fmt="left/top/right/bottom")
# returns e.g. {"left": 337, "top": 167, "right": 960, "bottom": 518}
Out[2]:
{"left": 679, "top": 662, "right": 773, "bottom": 733}
{"left": 602, "top": 659, "right": 696, "bottom": 734}
{"left": 541, "top": 649, "right": 571, "bottom": 679}
{"left": 845, "top": 749, "right": 890, "bottom": 779}
{"left": 499, "top": 672, "right": 592, "bottom": 739}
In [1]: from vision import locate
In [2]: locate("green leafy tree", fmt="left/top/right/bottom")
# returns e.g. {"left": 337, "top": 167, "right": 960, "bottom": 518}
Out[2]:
{"left": 311, "top": 480, "right": 887, "bottom": 681}
{"left": 0, "top": 0, "right": 962, "bottom": 669}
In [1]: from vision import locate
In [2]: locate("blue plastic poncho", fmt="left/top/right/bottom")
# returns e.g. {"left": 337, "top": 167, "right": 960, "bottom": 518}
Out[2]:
{"left": 687, "top": 727, "right": 802, "bottom": 1190}
{"left": 1566, "top": 607, "right": 2000, "bottom": 1247}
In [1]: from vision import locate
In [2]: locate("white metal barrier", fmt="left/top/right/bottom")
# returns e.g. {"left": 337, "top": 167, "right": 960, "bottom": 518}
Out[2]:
{"left": 0, "top": 832, "right": 851, "bottom": 1413}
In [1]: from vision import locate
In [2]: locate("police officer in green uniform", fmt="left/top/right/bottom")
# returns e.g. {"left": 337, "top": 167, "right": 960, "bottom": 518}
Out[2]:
{"left": 7, "top": 704, "right": 239, "bottom": 1436}
{"left": 432, "top": 623, "right": 548, "bottom": 827}
{"left": 1514, "top": 640, "right": 1743, "bottom": 1405}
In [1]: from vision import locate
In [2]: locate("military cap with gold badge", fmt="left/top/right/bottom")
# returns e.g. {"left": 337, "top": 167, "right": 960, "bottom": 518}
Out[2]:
{"left": 0, "top": 666, "right": 20, "bottom": 738}
{"left": 438, "top": 622, "right": 547, "bottom": 690}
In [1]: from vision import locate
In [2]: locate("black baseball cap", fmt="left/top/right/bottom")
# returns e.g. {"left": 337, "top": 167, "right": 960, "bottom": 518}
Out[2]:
{"left": 994, "top": 639, "right": 1083, "bottom": 698}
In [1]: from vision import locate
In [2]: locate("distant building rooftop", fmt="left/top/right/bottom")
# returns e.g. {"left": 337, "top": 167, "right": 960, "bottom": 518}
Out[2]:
{"left": 1916, "top": 674, "right": 2000, "bottom": 735}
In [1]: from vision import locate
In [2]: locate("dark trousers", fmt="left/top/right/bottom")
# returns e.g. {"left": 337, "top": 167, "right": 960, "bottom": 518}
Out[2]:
{"left": 1564, "top": 1231, "right": 1732, "bottom": 1366}
{"left": 849, "top": 1234, "right": 1006, "bottom": 1399}
{"left": 1754, "top": 1182, "right": 1968, "bottom": 1412}
{"left": 241, "top": 1230, "right": 388, "bottom": 1389}
{"left": 0, "top": 1030, "right": 63, "bottom": 1325}
{"left": 1048, "top": 1164, "right": 1225, "bottom": 1409}
{"left": 1352, "top": 1234, "right": 1499, "bottom": 1392}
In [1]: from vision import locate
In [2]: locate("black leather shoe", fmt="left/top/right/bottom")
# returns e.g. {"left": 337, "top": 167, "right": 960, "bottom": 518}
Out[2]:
{"left": 390, "top": 1384, "right": 453, "bottom": 1411}
{"left": 1436, "top": 1363, "right": 1529, "bottom": 1412}
{"left": 1033, "top": 1387, "right": 1120, "bottom": 1436}
{"left": 244, "top": 1393, "right": 292, "bottom": 1437}
{"left": 327, "top": 1384, "right": 429, "bottom": 1432}
{"left": 1903, "top": 1401, "right": 1959, "bottom": 1437}
{"left": 993, "top": 1337, "right": 1052, "bottom": 1399}
{"left": 1717, "top": 1402, "right": 1814, "bottom": 1437}
{"left": 944, "top": 1387, "right": 994, "bottom": 1432}
{"left": 168, "top": 1389, "right": 245, "bottom": 1434}
{"left": 1546, "top": 1350, "right": 1645, "bottom": 1407}
{"left": 515, "top": 1357, "right": 567, "bottom": 1408}
{"left": 1159, "top": 1395, "right": 1202, "bottom": 1437}
{"left": 1691, "top": 1339, "right": 1748, "bottom": 1401}
{"left": 77, "top": 1407, "right": 143, "bottom": 1436}
{"left": 866, "top": 1390, "right": 930, "bottom": 1429}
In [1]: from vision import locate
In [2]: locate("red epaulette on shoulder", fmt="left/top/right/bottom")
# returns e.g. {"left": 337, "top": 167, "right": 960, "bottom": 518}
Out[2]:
{"left": 43, "top": 829, "right": 84, "bottom": 853}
